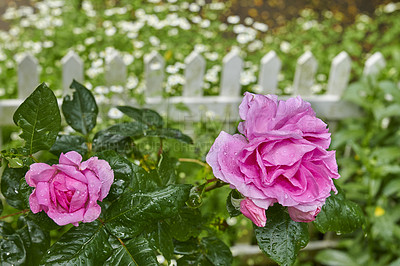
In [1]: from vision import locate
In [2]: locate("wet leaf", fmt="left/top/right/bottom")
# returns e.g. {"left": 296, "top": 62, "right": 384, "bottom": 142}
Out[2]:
{"left": 313, "top": 187, "right": 365, "bottom": 234}
{"left": 50, "top": 135, "right": 88, "bottom": 156}
{"left": 104, "top": 184, "right": 191, "bottom": 239}
{"left": 117, "top": 106, "right": 164, "bottom": 128}
{"left": 105, "top": 237, "right": 158, "bottom": 266}
{"left": 40, "top": 221, "right": 112, "bottom": 265}
{"left": 254, "top": 204, "right": 309, "bottom": 266}
{"left": 13, "top": 83, "right": 61, "bottom": 154}
{"left": 62, "top": 80, "right": 98, "bottom": 135}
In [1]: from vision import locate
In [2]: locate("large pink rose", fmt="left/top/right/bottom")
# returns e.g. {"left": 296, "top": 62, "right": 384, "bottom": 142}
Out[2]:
{"left": 206, "top": 92, "right": 339, "bottom": 225}
{"left": 25, "top": 151, "right": 114, "bottom": 226}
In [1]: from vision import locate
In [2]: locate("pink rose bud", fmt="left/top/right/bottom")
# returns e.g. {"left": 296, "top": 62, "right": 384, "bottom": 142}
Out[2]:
{"left": 25, "top": 151, "right": 114, "bottom": 226}
{"left": 240, "top": 198, "right": 267, "bottom": 227}
{"left": 206, "top": 93, "right": 340, "bottom": 223}
{"left": 288, "top": 206, "right": 322, "bottom": 223}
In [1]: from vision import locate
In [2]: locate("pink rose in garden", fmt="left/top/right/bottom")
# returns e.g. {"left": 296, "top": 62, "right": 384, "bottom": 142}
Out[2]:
{"left": 25, "top": 151, "right": 114, "bottom": 226}
{"left": 206, "top": 92, "right": 339, "bottom": 225}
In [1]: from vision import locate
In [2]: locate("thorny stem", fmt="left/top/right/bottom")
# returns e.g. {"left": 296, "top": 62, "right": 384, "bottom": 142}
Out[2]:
{"left": 0, "top": 209, "right": 29, "bottom": 220}
{"left": 178, "top": 158, "right": 211, "bottom": 170}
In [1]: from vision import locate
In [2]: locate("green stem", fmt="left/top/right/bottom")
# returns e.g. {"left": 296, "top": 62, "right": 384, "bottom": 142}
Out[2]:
{"left": 29, "top": 155, "right": 40, "bottom": 163}
{"left": 205, "top": 181, "right": 228, "bottom": 192}
{"left": 178, "top": 158, "right": 211, "bottom": 170}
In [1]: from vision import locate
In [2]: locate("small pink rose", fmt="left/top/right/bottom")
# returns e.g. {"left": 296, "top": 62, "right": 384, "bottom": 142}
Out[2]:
{"left": 25, "top": 151, "right": 114, "bottom": 226}
{"left": 240, "top": 198, "right": 267, "bottom": 227}
{"left": 206, "top": 92, "right": 339, "bottom": 224}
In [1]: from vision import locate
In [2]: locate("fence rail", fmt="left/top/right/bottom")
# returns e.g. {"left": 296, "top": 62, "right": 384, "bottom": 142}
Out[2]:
{"left": 0, "top": 49, "right": 387, "bottom": 146}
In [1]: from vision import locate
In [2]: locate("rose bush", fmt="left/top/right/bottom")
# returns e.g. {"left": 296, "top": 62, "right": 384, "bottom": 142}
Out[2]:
{"left": 207, "top": 92, "right": 340, "bottom": 225}
{"left": 25, "top": 151, "right": 114, "bottom": 226}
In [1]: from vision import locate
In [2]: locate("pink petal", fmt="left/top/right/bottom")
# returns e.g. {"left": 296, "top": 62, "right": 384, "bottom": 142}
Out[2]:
{"left": 240, "top": 198, "right": 267, "bottom": 227}
{"left": 206, "top": 132, "right": 248, "bottom": 186}
{"left": 59, "top": 151, "right": 82, "bottom": 167}
{"left": 263, "top": 140, "right": 315, "bottom": 166}
{"left": 25, "top": 163, "right": 56, "bottom": 187}
{"left": 84, "top": 169, "right": 102, "bottom": 203}
{"left": 36, "top": 182, "right": 51, "bottom": 207}
{"left": 83, "top": 204, "right": 101, "bottom": 223}
{"left": 29, "top": 190, "right": 41, "bottom": 213}
{"left": 47, "top": 208, "right": 85, "bottom": 226}
{"left": 81, "top": 157, "right": 114, "bottom": 201}
{"left": 54, "top": 164, "right": 88, "bottom": 184}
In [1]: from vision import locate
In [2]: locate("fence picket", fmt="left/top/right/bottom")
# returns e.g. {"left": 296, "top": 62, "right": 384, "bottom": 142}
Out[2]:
{"left": 258, "top": 51, "right": 281, "bottom": 94}
{"left": 183, "top": 51, "right": 205, "bottom": 97}
{"left": 61, "top": 51, "right": 84, "bottom": 94}
{"left": 105, "top": 53, "right": 127, "bottom": 86}
{"left": 144, "top": 51, "right": 165, "bottom": 97}
{"left": 293, "top": 51, "right": 318, "bottom": 96}
{"left": 220, "top": 50, "right": 243, "bottom": 97}
{"left": 327, "top": 51, "right": 352, "bottom": 96}
{"left": 363, "top": 52, "right": 386, "bottom": 76}
{"left": 18, "top": 53, "right": 39, "bottom": 99}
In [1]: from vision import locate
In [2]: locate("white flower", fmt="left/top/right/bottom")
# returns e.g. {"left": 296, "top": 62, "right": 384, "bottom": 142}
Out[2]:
{"left": 248, "top": 40, "right": 263, "bottom": 52}
{"left": 166, "top": 65, "right": 179, "bottom": 74}
{"left": 189, "top": 3, "right": 200, "bottom": 12}
{"left": 191, "top": 16, "right": 202, "bottom": 24}
{"left": 253, "top": 22, "right": 268, "bottom": 32}
{"left": 244, "top": 17, "right": 254, "bottom": 25}
{"left": 168, "top": 28, "right": 179, "bottom": 36}
{"left": 85, "top": 37, "right": 96, "bottom": 46}
{"left": 94, "top": 86, "right": 109, "bottom": 94}
{"left": 110, "top": 85, "right": 124, "bottom": 93}
{"left": 200, "top": 19, "right": 210, "bottom": 28}
{"left": 204, "top": 52, "right": 219, "bottom": 61}
{"left": 209, "top": 2, "right": 225, "bottom": 10}
{"left": 227, "top": 15, "right": 240, "bottom": 24}
{"left": 105, "top": 27, "right": 117, "bottom": 36}
{"left": 280, "top": 41, "right": 291, "bottom": 53}
{"left": 123, "top": 54, "right": 134, "bottom": 65}
{"left": 149, "top": 36, "right": 160, "bottom": 46}
{"left": 126, "top": 76, "right": 138, "bottom": 89}
{"left": 219, "top": 23, "right": 228, "bottom": 31}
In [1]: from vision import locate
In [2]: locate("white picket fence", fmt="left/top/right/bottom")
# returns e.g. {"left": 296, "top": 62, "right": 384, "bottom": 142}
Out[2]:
{"left": 0, "top": 49, "right": 387, "bottom": 147}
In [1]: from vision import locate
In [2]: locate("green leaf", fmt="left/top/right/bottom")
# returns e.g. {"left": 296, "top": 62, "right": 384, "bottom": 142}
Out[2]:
{"left": 92, "top": 130, "right": 133, "bottom": 154}
{"left": 62, "top": 80, "right": 98, "bottom": 135}
{"left": 226, "top": 190, "right": 242, "bottom": 217}
{"left": 16, "top": 215, "right": 50, "bottom": 265}
{"left": 313, "top": 188, "right": 365, "bottom": 234}
{"left": 96, "top": 150, "right": 136, "bottom": 200}
{"left": 105, "top": 237, "right": 158, "bottom": 266}
{"left": 146, "top": 128, "right": 193, "bottom": 144}
{"left": 315, "top": 249, "right": 359, "bottom": 266}
{"left": 117, "top": 106, "right": 164, "bottom": 128}
{"left": 0, "top": 227, "right": 26, "bottom": 265}
{"left": 147, "top": 221, "right": 174, "bottom": 260}
{"left": 0, "top": 200, "right": 3, "bottom": 215}
{"left": 177, "top": 254, "right": 212, "bottom": 266}
{"left": 13, "top": 83, "right": 61, "bottom": 154}
{"left": 0, "top": 166, "right": 28, "bottom": 209}
{"left": 157, "top": 154, "right": 178, "bottom": 186}
{"left": 40, "top": 220, "right": 113, "bottom": 265}
{"left": 104, "top": 184, "right": 191, "bottom": 239}
{"left": 201, "top": 237, "right": 233, "bottom": 266}
{"left": 104, "top": 122, "right": 148, "bottom": 137}
{"left": 26, "top": 211, "right": 60, "bottom": 231}
{"left": 167, "top": 207, "right": 202, "bottom": 242}
{"left": 175, "top": 237, "right": 232, "bottom": 266}
{"left": 254, "top": 204, "right": 309, "bottom": 266}
{"left": 50, "top": 135, "right": 88, "bottom": 156}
